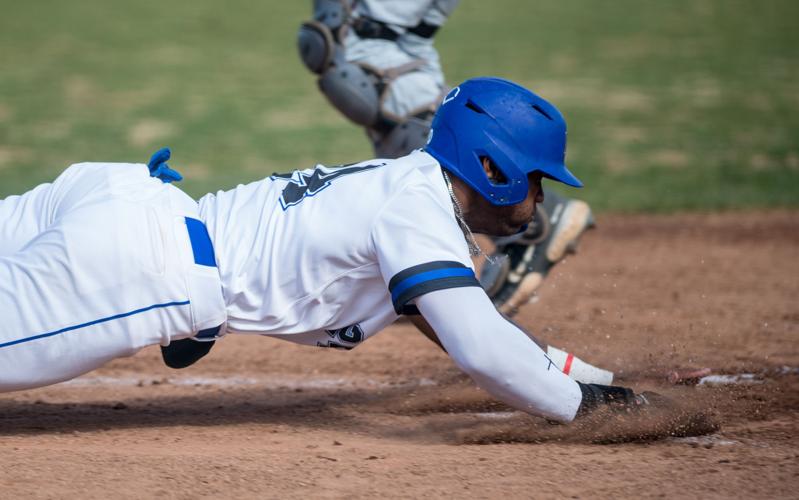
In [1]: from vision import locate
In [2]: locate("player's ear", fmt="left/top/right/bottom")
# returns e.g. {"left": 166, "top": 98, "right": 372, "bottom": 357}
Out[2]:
{"left": 481, "top": 157, "right": 507, "bottom": 184}
{"left": 481, "top": 157, "right": 492, "bottom": 177}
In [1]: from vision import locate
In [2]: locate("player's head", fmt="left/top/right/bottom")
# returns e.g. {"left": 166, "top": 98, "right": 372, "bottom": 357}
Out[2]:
{"left": 424, "top": 77, "right": 582, "bottom": 207}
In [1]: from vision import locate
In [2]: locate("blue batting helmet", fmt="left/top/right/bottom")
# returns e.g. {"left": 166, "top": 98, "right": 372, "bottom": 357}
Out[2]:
{"left": 425, "top": 77, "right": 582, "bottom": 206}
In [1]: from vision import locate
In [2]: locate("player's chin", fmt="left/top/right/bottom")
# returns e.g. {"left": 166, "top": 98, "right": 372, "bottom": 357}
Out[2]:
{"left": 491, "top": 221, "right": 528, "bottom": 237}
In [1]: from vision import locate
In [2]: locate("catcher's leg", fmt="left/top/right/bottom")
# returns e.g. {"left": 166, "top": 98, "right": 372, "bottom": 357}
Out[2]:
{"left": 365, "top": 54, "right": 444, "bottom": 158}
{"left": 339, "top": 31, "right": 445, "bottom": 158}
{"left": 480, "top": 189, "right": 595, "bottom": 316}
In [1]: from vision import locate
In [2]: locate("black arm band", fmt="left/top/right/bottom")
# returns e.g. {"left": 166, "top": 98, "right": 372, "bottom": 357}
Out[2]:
{"left": 389, "top": 261, "right": 481, "bottom": 314}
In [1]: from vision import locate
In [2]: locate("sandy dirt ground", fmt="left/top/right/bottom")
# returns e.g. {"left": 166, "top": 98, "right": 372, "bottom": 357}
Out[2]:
{"left": 1, "top": 211, "right": 797, "bottom": 499}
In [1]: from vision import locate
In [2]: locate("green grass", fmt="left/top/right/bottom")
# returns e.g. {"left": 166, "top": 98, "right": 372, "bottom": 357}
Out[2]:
{"left": 1, "top": 0, "right": 797, "bottom": 211}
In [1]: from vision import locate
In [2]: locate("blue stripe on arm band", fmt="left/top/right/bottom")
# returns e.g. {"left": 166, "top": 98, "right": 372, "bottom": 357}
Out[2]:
{"left": 388, "top": 261, "right": 481, "bottom": 314}
{"left": 390, "top": 268, "right": 475, "bottom": 303}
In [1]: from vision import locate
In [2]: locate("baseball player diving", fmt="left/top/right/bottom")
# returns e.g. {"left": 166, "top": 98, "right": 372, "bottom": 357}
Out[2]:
{"left": 297, "top": 0, "right": 596, "bottom": 318}
{"left": 0, "top": 77, "right": 659, "bottom": 422}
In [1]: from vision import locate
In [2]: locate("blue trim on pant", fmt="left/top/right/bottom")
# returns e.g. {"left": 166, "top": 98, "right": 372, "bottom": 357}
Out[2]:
{"left": 0, "top": 300, "right": 191, "bottom": 349}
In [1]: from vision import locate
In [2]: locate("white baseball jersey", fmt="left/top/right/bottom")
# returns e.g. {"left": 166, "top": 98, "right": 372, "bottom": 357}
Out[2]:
{"left": 198, "top": 149, "right": 479, "bottom": 348}
{"left": 197, "top": 149, "right": 581, "bottom": 422}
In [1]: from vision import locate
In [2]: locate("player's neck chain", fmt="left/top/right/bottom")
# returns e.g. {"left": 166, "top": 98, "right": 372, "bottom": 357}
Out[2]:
{"left": 442, "top": 171, "right": 489, "bottom": 260}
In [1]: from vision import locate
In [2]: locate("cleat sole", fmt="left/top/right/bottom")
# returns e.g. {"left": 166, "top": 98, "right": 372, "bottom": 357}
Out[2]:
{"left": 545, "top": 201, "right": 593, "bottom": 263}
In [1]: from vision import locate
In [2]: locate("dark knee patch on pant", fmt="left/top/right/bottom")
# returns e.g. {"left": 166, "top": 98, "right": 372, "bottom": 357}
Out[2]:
{"left": 161, "top": 338, "right": 215, "bottom": 369}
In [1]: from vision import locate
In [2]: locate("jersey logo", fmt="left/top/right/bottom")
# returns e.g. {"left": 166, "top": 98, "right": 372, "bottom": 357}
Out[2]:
{"left": 317, "top": 324, "right": 365, "bottom": 350}
{"left": 271, "top": 163, "right": 385, "bottom": 210}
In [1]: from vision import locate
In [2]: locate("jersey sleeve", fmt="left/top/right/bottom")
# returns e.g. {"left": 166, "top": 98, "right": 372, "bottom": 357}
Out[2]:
{"left": 370, "top": 176, "right": 481, "bottom": 315}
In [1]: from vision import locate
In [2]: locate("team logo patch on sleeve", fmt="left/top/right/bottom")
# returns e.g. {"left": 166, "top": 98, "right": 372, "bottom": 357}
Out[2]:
{"left": 388, "top": 261, "right": 480, "bottom": 314}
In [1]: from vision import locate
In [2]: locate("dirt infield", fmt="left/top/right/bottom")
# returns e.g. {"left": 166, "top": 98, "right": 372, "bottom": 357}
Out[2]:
{"left": 1, "top": 211, "right": 797, "bottom": 499}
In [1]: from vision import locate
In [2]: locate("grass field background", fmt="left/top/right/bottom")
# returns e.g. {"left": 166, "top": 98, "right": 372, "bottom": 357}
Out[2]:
{"left": 1, "top": 0, "right": 797, "bottom": 211}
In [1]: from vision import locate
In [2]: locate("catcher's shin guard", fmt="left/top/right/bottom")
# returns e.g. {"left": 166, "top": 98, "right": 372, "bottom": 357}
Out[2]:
{"left": 480, "top": 190, "right": 595, "bottom": 316}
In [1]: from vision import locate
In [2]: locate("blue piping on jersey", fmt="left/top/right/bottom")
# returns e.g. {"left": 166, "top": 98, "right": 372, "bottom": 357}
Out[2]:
{"left": 0, "top": 300, "right": 191, "bottom": 349}
{"left": 390, "top": 268, "right": 475, "bottom": 303}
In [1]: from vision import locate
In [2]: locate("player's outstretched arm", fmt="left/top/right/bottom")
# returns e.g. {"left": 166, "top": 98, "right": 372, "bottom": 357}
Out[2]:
{"left": 415, "top": 287, "right": 584, "bottom": 422}
{"left": 414, "top": 287, "right": 659, "bottom": 421}
{"left": 410, "top": 303, "right": 614, "bottom": 385}
{"left": 411, "top": 310, "right": 546, "bottom": 351}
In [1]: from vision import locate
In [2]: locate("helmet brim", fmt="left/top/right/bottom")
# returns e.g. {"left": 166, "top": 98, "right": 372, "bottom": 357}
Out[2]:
{"left": 539, "top": 163, "right": 583, "bottom": 188}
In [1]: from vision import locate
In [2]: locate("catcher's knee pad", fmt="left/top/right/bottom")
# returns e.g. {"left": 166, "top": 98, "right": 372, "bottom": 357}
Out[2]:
{"left": 318, "top": 59, "right": 381, "bottom": 126}
{"left": 297, "top": 0, "right": 352, "bottom": 74}
{"left": 317, "top": 59, "right": 440, "bottom": 135}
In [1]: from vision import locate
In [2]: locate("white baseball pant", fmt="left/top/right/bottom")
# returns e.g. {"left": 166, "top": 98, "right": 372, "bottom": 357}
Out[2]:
{"left": 0, "top": 162, "right": 226, "bottom": 392}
